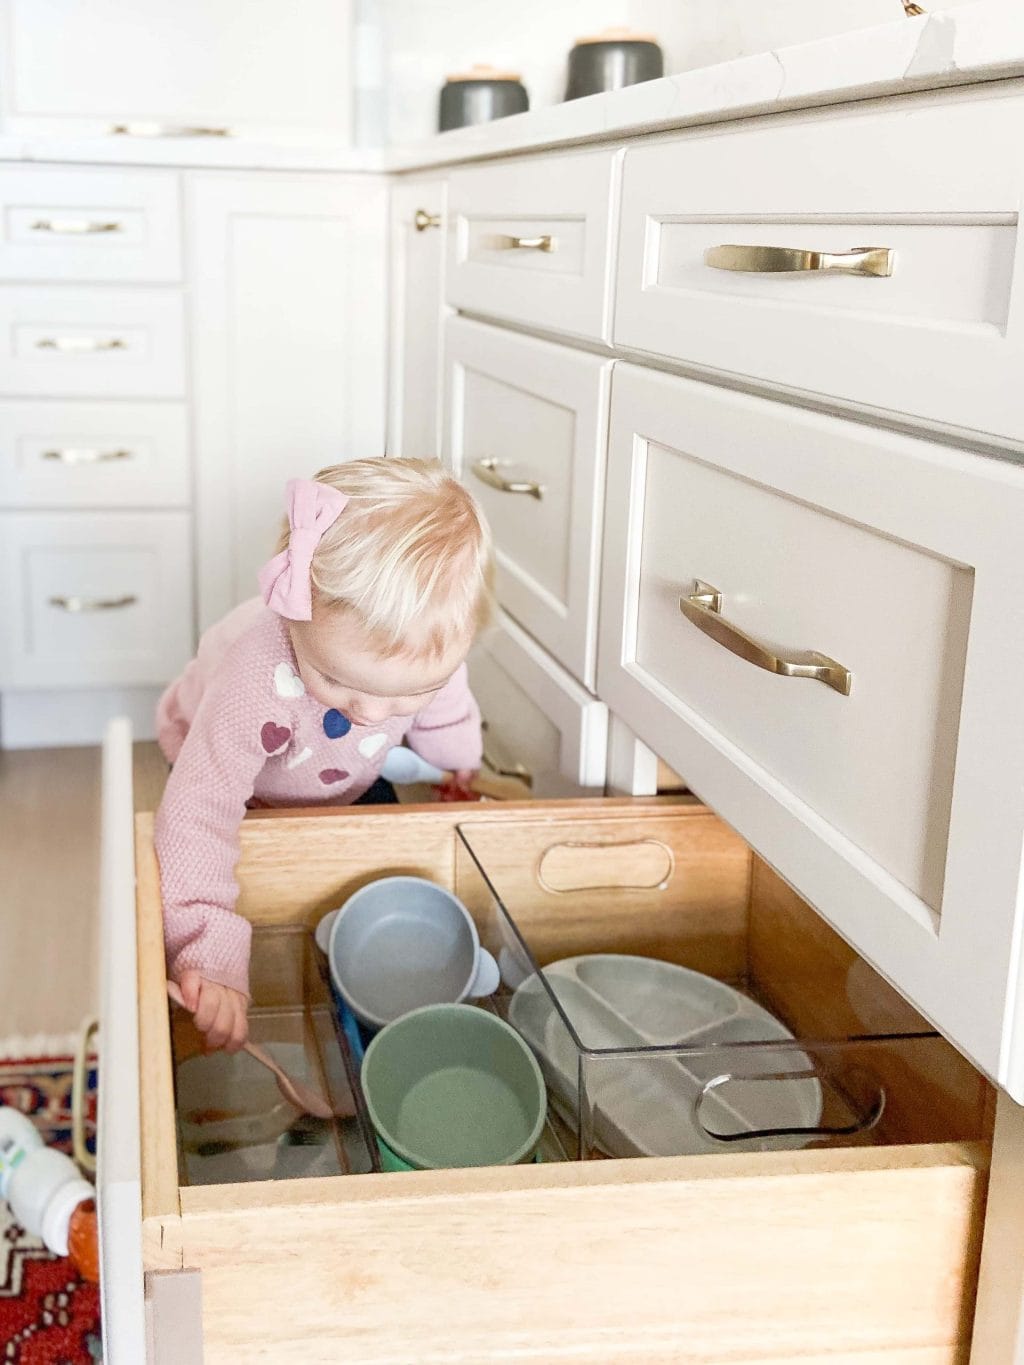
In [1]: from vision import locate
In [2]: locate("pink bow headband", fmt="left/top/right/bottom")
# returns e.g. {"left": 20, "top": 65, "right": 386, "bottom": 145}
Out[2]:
{"left": 257, "top": 478, "right": 348, "bottom": 620}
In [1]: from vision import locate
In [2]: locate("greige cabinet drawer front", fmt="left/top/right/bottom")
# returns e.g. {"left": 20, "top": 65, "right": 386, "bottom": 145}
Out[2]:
{"left": 444, "top": 318, "right": 611, "bottom": 686}
{"left": 0, "top": 288, "right": 186, "bottom": 398}
{"left": 615, "top": 88, "right": 1024, "bottom": 442}
{"left": 0, "top": 511, "right": 193, "bottom": 687}
{"left": 447, "top": 148, "right": 619, "bottom": 342}
{"left": 599, "top": 364, "right": 1024, "bottom": 1094}
{"left": 0, "top": 401, "right": 189, "bottom": 507}
{"left": 0, "top": 166, "right": 181, "bottom": 282}
{"left": 469, "top": 611, "right": 607, "bottom": 798}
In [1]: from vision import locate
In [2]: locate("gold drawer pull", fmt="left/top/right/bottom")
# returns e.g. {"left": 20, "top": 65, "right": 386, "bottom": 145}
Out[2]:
{"left": 679, "top": 580, "right": 852, "bottom": 696}
{"left": 31, "top": 217, "right": 123, "bottom": 235}
{"left": 705, "top": 244, "right": 893, "bottom": 278}
{"left": 471, "top": 458, "right": 543, "bottom": 500}
{"left": 110, "top": 121, "right": 230, "bottom": 138}
{"left": 49, "top": 594, "right": 138, "bottom": 612}
{"left": 497, "top": 233, "right": 556, "bottom": 253}
{"left": 483, "top": 746, "right": 532, "bottom": 789}
{"left": 36, "top": 337, "right": 128, "bottom": 353}
{"left": 414, "top": 209, "right": 441, "bottom": 231}
{"left": 42, "top": 447, "right": 133, "bottom": 465}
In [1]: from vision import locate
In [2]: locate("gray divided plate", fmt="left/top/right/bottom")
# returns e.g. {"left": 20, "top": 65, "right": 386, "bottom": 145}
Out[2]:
{"left": 508, "top": 955, "right": 823, "bottom": 1158}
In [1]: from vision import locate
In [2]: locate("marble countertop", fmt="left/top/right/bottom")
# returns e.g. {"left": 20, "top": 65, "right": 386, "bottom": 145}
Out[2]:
{"left": 0, "top": 1, "right": 1019, "bottom": 175}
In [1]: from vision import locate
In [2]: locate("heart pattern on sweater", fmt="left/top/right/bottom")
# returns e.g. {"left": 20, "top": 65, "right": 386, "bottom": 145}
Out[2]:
{"left": 261, "top": 721, "right": 291, "bottom": 754}
{"left": 319, "top": 768, "right": 350, "bottom": 785}
{"left": 274, "top": 662, "right": 305, "bottom": 699}
{"left": 358, "top": 733, "right": 388, "bottom": 759}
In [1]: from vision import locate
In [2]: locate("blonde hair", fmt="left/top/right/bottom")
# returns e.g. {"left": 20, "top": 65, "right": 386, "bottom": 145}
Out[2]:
{"left": 276, "top": 458, "right": 494, "bottom": 659}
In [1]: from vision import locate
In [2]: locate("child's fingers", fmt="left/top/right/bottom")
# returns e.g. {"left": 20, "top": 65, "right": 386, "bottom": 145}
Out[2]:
{"left": 192, "top": 979, "right": 223, "bottom": 1036}
{"left": 178, "top": 969, "right": 203, "bottom": 1013}
{"left": 223, "top": 1000, "right": 249, "bottom": 1055}
{"left": 453, "top": 769, "right": 476, "bottom": 787}
{"left": 203, "top": 991, "right": 235, "bottom": 1051}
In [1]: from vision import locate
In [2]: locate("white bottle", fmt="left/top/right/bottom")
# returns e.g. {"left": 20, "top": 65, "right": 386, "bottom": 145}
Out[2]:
{"left": 0, "top": 1106, "right": 94, "bottom": 1256}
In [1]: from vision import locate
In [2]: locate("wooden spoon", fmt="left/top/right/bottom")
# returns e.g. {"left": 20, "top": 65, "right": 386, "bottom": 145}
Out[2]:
{"left": 166, "top": 980, "right": 333, "bottom": 1120}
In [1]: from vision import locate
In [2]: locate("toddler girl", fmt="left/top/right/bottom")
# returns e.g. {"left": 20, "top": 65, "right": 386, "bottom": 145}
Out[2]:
{"left": 154, "top": 458, "right": 492, "bottom": 1052}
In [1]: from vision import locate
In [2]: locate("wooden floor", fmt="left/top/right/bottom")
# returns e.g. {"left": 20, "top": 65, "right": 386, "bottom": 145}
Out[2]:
{"left": 0, "top": 741, "right": 167, "bottom": 1046}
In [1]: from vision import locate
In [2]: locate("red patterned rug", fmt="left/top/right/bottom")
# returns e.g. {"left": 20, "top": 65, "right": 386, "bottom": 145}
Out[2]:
{"left": 0, "top": 1056, "right": 101, "bottom": 1363}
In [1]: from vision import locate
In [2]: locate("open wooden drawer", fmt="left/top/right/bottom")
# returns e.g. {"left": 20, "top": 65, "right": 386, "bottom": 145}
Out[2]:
{"left": 107, "top": 764, "right": 995, "bottom": 1364}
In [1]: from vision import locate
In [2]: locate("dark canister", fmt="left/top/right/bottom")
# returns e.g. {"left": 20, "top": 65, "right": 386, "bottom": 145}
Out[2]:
{"left": 439, "top": 65, "right": 529, "bottom": 132}
{"left": 565, "top": 28, "right": 664, "bottom": 101}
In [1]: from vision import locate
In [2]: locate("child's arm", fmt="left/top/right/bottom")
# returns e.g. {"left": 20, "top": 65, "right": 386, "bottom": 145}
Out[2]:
{"left": 405, "top": 663, "right": 483, "bottom": 781}
{"left": 154, "top": 668, "right": 269, "bottom": 1050}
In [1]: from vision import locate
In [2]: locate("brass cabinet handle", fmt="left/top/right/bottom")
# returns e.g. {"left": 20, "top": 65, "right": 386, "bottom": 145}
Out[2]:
{"left": 414, "top": 209, "right": 441, "bottom": 231}
{"left": 679, "top": 580, "right": 852, "bottom": 696}
{"left": 31, "top": 217, "right": 123, "bottom": 235}
{"left": 36, "top": 337, "right": 128, "bottom": 353}
{"left": 110, "top": 122, "right": 230, "bottom": 137}
{"left": 42, "top": 447, "right": 133, "bottom": 465}
{"left": 471, "top": 458, "right": 543, "bottom": 500}
{"left": 49, "top": 594, "right": 138, "bottom": 612}
{"left": 497, "top": 233, "right": 556, "bottom": 253}
{"left": 705, "top": 244, "right": 893, "bottom": 278}
{"left": 482, "top": 745, "right": 533, "bottom": 789}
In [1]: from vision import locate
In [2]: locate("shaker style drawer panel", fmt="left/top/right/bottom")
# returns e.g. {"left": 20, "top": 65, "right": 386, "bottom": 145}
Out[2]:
{"left": 615, "top": 88, "right": 1024, "bottom": 442}
{"left": 446, "top": 148, "right": 619, "bottom": 342}
{"left": 469, "top": 610, "right": 607, "bottom": 798}
{"left": 0, "top": 288, "right": 186, "bottom": 398}
{"left": 444, "top": 318, "right": 611, "bottom": 687}
{"left": 0, "top": 401, "right": 189, "bottom": 508}
{"left": 0, "top": 511, "right": 193, "bottom": 688}
{"left": 599, "top": 364, "right": 1024, "bottom": 1096}
{"left": 0, "top": 166, "right": 181, "bottom": 282}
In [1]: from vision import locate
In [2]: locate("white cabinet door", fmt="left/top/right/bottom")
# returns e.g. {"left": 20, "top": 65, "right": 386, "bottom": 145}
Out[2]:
{"left": 387, "top": 178, "right": 447, "bottom": 461}
{"left": 188, "top": 173, "right": 387, "bottom": 628}
{"left": 1, "top": 0, "right": 352, "bottom": 143}
{"left": 469, "top": 611, "right": 607, "bottom": 799}
{"left": 443, "top": 318, "right": 611, "bottom": 688}
{"left": 599, "top": 363, "right": 1024, "bottom": 1097}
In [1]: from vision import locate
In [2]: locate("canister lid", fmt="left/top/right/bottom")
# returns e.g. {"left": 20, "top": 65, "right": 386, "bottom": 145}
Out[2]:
{"left": 573, "top": 26, "right": 659, "bottom": 46}
{"left": 445, "top": 63, "right": 522, "bottom": 84}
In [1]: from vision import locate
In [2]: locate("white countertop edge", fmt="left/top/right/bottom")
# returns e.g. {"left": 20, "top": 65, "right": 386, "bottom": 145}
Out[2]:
{"left": 0, "top": 1, "right": 1019, "bottom": 176}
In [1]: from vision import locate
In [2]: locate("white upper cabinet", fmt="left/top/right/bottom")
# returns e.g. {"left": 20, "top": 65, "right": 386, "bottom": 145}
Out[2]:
{"left": 387, "top": 178, "right": 447, "bottom": 461}
{"left": 188, "top": 172, "right": 387, "bottom": 629}
{"left": 615, "top": 87, "right": 1024, "bottom": 445}
{"left": 600, "top": 363, "right": 1024, "bottom": 1098}
{"left": 0, "top": 0, "right": 353, "bottom": 142}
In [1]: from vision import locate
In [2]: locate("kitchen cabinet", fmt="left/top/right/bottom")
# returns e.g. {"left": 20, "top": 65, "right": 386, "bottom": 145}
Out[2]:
{"left": 0, "top": 0, "right": 353, "bottom": 143}
{"left": 187, "top": 173, "right": 388, "bottom": 629}
{"left": 598, "top": 362, "right": 1024, "bottom": 1097}
{"left": 387, "top": 178, "right": 447, "bottom": 461}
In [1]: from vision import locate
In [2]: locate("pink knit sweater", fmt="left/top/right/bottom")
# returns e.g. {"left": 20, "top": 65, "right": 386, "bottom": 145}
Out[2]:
{"left": 154, "top": 599, "right": 482, "bottom": 996}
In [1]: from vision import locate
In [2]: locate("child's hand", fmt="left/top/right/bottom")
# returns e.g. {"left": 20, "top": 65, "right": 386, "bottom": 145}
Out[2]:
{"left": 437, "top": 769, "right": 479, "bottom": 802}
{"left": 178, "top": 970, "right": 249, "bottom": 1053}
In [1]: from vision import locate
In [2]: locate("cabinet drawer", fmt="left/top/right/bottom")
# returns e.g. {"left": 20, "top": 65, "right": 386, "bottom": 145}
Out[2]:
{"left": 128, "top": 799, "right": 989, "bottom": 1362}
{"left": 446, "top": 149, "right": 618, "bottom": 342}
{"left": 0, "top": 167, "right": 181, "bottom": 282}
{"left": 444, "top": 318, "right": 610, "bottom": 686}
{"left": 599, "top": 363, "right": 1024, "bottom": 1096}
{"left": 615, "top": 88, "right": 1024, "bottom": 443}
{"left": 0, "top": 288, "right": 185, "bottom": 398}
{"left": 469, "top": 611, "right": 607, "bottom": 798}
{"left": 0, "top": 511, "right": 193, "bottom": 687}
{"left": 0, "top": 401, "right": 189, "bottom": 508}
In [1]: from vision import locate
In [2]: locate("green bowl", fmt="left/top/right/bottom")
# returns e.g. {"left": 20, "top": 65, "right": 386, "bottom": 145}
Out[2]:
{"left": 362, "top": 1004, "right": 546, "bottom": 1171}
